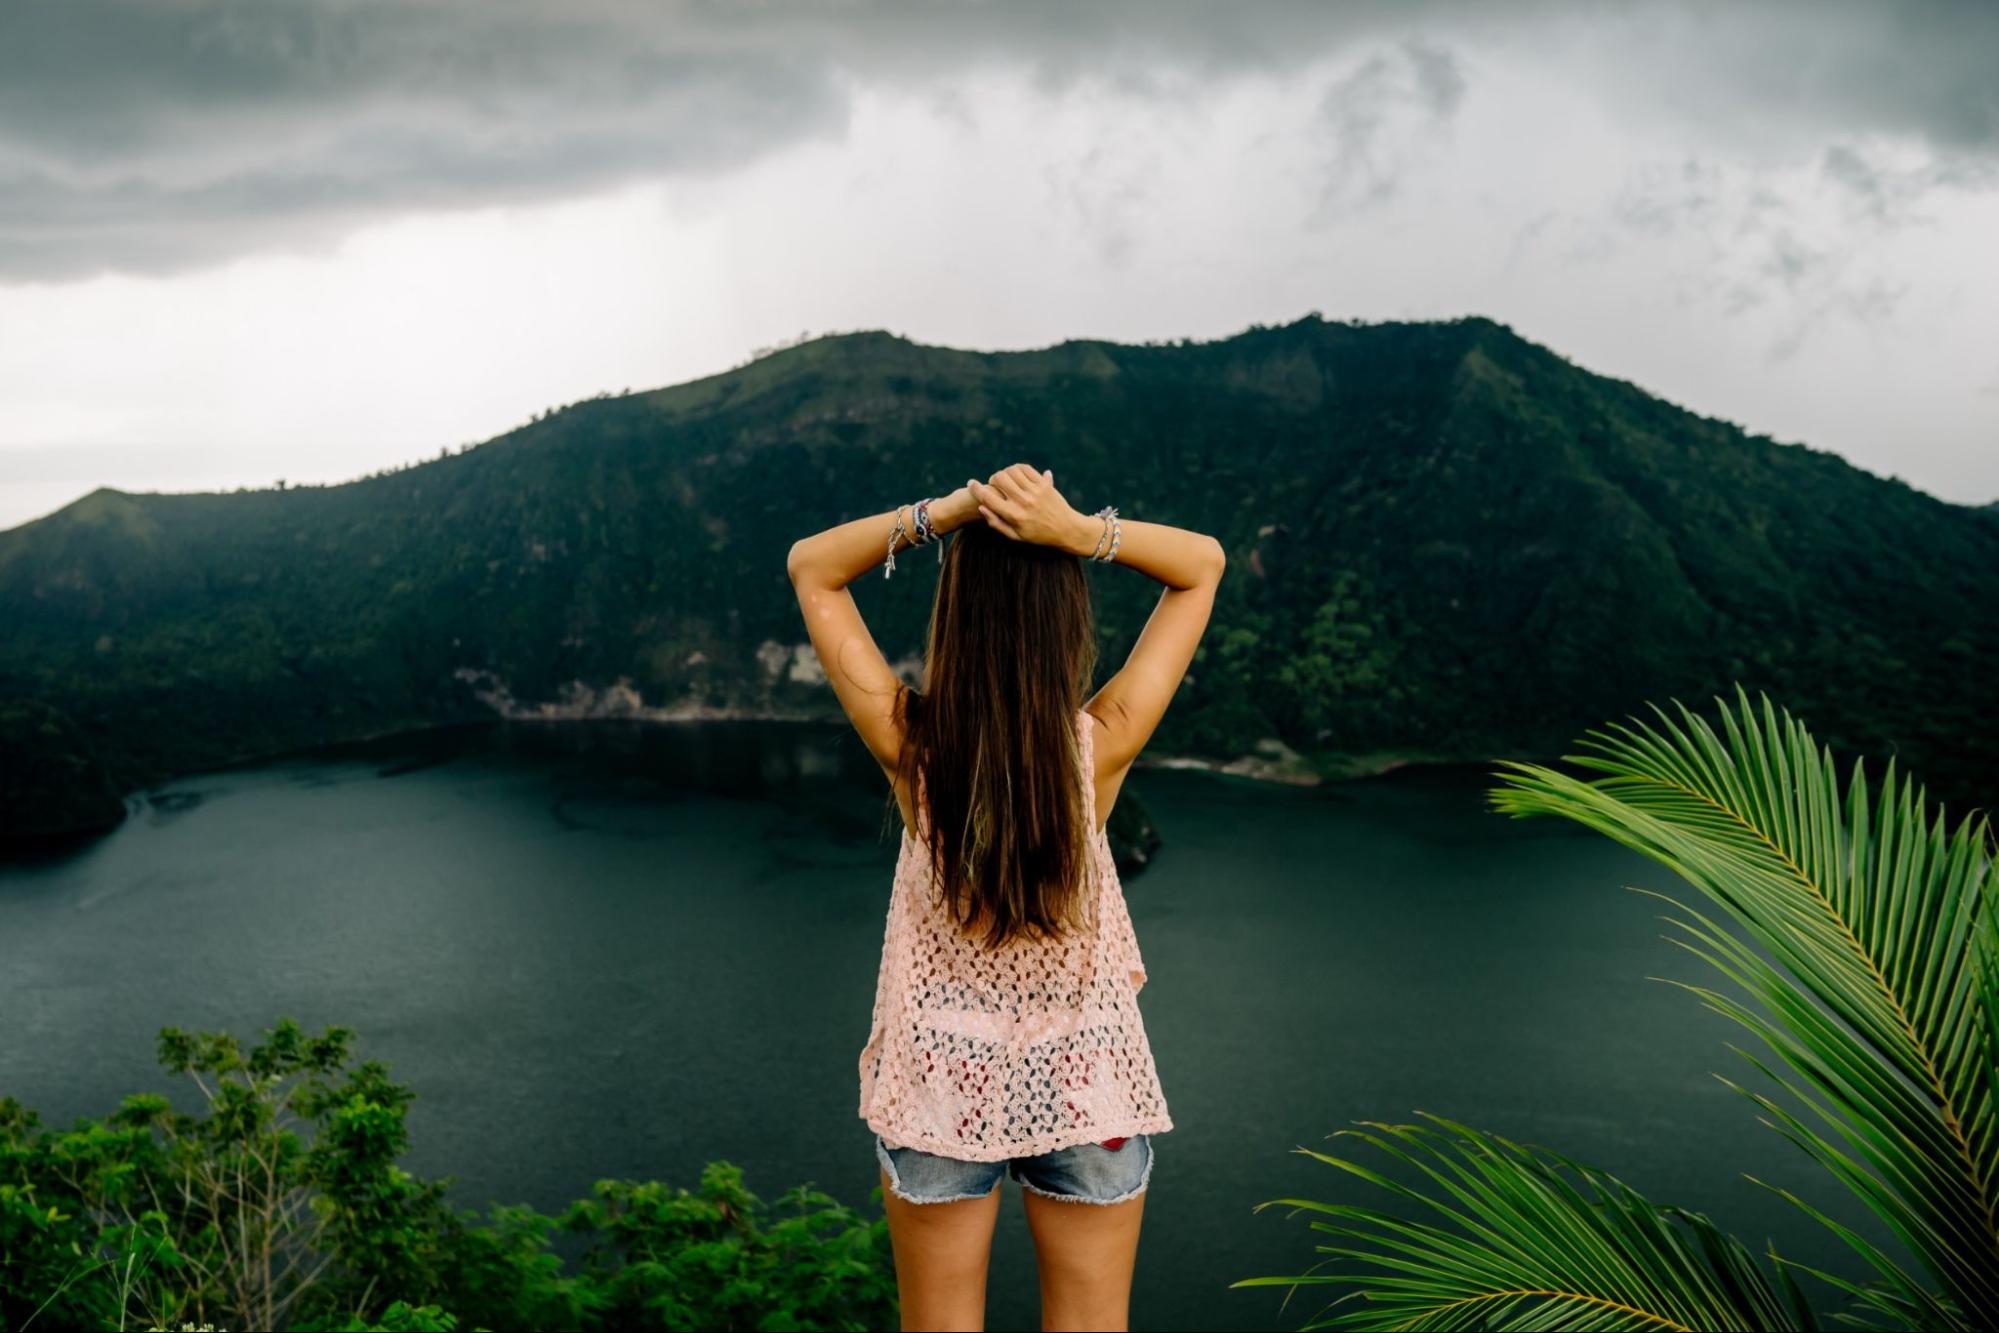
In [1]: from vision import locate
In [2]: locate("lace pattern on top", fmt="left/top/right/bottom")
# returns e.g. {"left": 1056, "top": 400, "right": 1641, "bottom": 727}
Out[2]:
{"left": 857, "top": 707, "right": 1172, "bottom": 1161}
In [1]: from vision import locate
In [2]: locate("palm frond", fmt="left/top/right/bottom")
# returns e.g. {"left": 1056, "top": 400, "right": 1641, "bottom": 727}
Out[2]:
{"left": 1489, "top": 685, "right": 1998, "bottom": 1323}
{"left": 1230, "top": 1115, "right": 1817, "bottom": 1332}
{"left": 1982, "top": 854, "right": 1999, "bottom": 1151}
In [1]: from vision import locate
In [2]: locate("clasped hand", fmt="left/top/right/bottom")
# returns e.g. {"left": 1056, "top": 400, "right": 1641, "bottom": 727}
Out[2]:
{"left": 964, "top": 463, "right": 1083, "bottom": 548}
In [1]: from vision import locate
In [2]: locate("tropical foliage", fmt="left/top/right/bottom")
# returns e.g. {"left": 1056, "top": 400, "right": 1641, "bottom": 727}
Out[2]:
{"left": 1235, "top": 688, "right": 1998, "bottom": 1330}
{"left": 0, "top": 1020, "right": 895, "bottom": 1332}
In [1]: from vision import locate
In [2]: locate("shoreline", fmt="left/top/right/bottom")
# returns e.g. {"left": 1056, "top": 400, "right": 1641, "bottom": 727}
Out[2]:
{"left": 5, "top": 706, "right": 1506, "bottom": 858}
{"left": 140, "top": 693, "right": 1506, "bottom": 802}
{"left": 451, "top": 692, "right": 1487, "bottom": 790}
{"left": 442, "top": 671, "right": 1503, "bottom": 788}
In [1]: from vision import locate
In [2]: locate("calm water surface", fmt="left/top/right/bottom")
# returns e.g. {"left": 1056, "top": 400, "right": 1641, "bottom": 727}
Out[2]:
{"left": 0, "top": 720, "right": 1858, "bottom": 1331}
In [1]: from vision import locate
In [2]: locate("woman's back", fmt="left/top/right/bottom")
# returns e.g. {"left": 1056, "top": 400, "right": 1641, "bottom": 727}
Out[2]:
{"left": 858, "top": 705, "right": 1172, "bottom": 1160}
{"left": 788, "top": 465, "right": 1224, "bottom": 1328}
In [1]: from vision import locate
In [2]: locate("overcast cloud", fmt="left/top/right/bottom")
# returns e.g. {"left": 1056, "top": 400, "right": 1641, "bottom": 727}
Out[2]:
{"left": 2, "top": 0, "right": 1995, "bottom": 527}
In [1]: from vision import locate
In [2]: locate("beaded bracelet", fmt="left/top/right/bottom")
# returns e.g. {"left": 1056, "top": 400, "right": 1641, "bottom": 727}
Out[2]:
{"left": 884, "top": 497, "right": 944, "bottom": 579}
{"left": 1089, "top": 506, "right": 1121, "bottom": 563}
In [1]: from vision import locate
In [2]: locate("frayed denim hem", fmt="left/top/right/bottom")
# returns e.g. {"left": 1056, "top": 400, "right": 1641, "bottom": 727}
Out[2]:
{"left": 1010, "top": 1135, "right": 1154, "bottom": 1207}
{"left": 874, "top": 1134, "right": 1002, "bottom": 1206}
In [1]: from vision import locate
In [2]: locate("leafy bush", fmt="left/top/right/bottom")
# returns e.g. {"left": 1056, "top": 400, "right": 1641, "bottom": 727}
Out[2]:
{"left": 0, "top": 1021, "right": 894, "bottom": 1332}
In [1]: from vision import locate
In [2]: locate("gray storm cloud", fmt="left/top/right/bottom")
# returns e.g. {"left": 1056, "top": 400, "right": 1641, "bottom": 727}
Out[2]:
{"left": 0, "top": 0, "right": 1994, "bottom": 281}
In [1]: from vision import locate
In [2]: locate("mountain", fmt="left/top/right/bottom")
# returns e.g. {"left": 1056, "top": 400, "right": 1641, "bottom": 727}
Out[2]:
{"left": 3, "top": 314, "right": 1995, "bottom": 844}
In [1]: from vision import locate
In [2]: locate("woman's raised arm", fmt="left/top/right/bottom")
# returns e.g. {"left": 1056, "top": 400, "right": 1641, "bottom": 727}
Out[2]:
{"left": 786, "top": 485, "right": 979, "bottom": 772}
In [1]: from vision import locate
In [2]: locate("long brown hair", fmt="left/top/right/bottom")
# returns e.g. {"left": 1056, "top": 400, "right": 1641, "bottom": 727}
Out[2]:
{"left": 890, "top": 519, "right": 1101, "bottom": 950}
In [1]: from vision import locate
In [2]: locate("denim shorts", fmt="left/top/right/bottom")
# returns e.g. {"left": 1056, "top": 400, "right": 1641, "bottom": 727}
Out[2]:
{"left": 874, "top": 1132, "right": 1154, "bottom": 1206}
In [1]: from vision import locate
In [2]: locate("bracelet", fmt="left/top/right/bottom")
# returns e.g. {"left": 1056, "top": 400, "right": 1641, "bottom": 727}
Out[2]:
{"left": 917, "top": 496, "right": 942, "bottom": 563}
{"left": 1089, "top": 506, "right": 1120, "bottom": 563}
{"left": 884, "top": 504, "right": 910, "bottom": 578}
{"left": 884, "top": 497, "right": 945, "bottom": 579}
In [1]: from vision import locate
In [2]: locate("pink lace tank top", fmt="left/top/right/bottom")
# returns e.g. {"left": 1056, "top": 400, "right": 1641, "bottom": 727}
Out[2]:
{"left": 857, "top": 706, "right": 1173, "bottom": 1161}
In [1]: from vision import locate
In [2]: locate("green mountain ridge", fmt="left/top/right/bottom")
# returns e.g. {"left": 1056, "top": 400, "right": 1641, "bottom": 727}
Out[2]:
{"left": 3, "top": 313, "right": 1994, "bottom": 843}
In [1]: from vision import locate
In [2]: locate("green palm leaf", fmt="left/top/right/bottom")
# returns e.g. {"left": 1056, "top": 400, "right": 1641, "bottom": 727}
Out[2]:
{"left": 1236, "top": 690, "right": 1996, "bottom": 1331}
{"left": 1229, "top": 1115, "right": 1817, "bottom": 1332}
{"left": 1487, "top": 686, "right": 1998, "bottom": 1325}
{"left": 1984, "top": 853, "right": 1999, "bottom": 1132}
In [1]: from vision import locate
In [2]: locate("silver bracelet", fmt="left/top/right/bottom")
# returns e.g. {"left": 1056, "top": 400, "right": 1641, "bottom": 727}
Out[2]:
{"left": 1090, "top": 506, "right": 1120, "bottom": 562}
{"left": 884, "top": 504, "right": 910, "bottom": 578}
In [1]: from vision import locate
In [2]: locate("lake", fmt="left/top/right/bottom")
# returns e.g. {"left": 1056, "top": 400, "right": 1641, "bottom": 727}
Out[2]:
{"left": 0, "top": 718, "right": 1861, "bottom": 1331}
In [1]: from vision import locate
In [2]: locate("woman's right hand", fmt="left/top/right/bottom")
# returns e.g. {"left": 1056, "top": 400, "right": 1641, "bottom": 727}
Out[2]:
{"left": 968, "top": 463, "right": 1098, "bottom": 554}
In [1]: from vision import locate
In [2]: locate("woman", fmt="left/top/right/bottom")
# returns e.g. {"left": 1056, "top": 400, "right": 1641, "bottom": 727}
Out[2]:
{"left": 786, "top": 463, "right": 1224, "bottom": 1332}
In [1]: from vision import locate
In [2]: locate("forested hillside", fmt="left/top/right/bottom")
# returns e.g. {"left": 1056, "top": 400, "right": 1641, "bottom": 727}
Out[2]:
{"left": 4, "top": 314, "right": 1994, "bottom": 841}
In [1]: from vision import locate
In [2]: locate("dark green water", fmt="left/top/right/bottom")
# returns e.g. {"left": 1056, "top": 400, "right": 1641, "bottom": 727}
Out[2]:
{"left": 0, "top": 719, "right": 1861, "bottom": 1331}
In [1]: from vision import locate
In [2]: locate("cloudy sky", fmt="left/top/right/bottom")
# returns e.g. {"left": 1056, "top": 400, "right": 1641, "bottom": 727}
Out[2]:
{"left": 2, "top": 0, "right": 1995, "bottom": 531}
